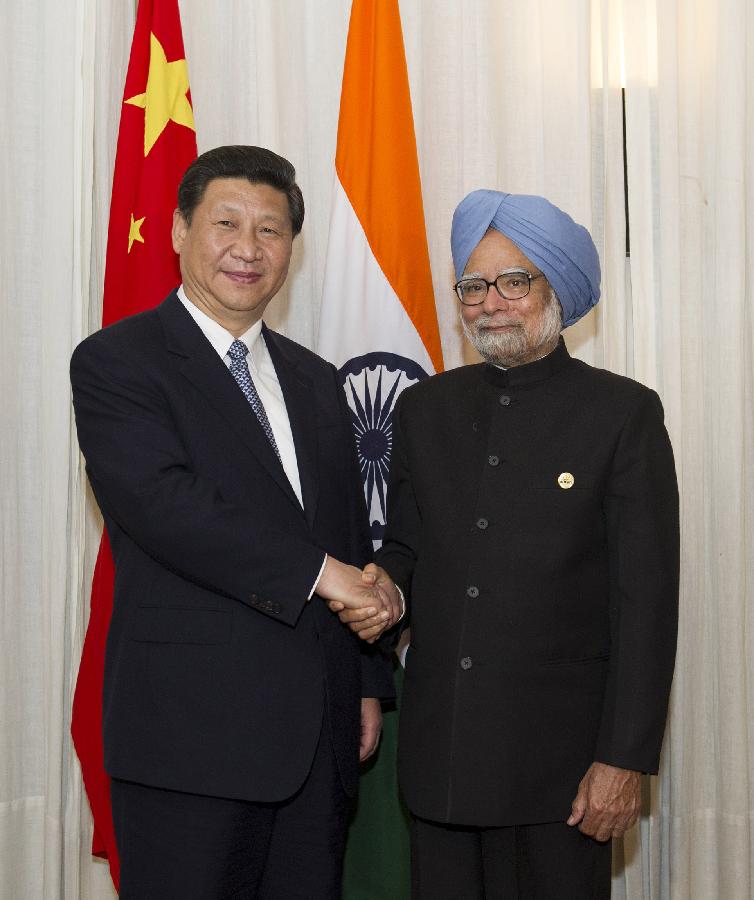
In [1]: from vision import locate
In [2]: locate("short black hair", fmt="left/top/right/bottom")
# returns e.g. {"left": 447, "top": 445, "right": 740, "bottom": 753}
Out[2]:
{"left": 177, "top": 145, "right": 304, "bottom": 236}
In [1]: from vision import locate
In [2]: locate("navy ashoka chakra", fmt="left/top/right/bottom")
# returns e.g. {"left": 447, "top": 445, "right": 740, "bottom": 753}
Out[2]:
{"left": 338, "top": 352, "right": 429, "bottom": 543}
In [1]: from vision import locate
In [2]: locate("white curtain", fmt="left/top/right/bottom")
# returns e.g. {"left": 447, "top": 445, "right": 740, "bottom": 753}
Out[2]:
{"left": 615, "top": 0, "right": 754, "bottom": 896}
{"left": 0, "top": 1, "right": 751, "bottom": 897}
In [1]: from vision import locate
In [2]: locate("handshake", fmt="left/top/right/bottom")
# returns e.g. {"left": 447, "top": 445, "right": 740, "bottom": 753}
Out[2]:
{"left": 317, "top": 557, "right": 403, "bottom": 643}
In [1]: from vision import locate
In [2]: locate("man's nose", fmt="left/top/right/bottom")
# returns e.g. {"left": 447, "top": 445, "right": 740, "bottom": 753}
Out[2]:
{"left": 231, "top": 229, "right": 261, "bottom": 261}
{"left": 482, "top": 283, "right": 512, "bottom": 314}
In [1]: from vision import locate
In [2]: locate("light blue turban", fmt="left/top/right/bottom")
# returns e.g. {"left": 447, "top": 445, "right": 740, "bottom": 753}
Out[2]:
{"left": 451, "top": 190, "right": 600, "bottom": 328}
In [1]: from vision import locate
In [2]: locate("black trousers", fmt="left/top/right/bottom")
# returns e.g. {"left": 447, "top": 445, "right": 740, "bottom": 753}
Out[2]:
{"left": 111, "top": 728, "right": 350, "bottom": 899}
{"left": 410, "top": 815, "right": 612, "bottom": 900}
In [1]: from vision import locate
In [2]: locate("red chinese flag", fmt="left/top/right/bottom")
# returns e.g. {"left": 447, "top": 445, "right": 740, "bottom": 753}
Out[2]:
{"left": 70, "top": 0, "right": 197, "bottom": 888}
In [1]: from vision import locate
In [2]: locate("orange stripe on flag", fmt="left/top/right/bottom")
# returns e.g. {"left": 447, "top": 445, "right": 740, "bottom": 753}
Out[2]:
{"left": 336, "top": 0, "right": 443, "bottom": 374}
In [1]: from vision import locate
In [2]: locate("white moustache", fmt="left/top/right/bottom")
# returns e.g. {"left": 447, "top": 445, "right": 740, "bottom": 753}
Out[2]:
{"left": 476, "top": 315, "right": 524, "bottom": 329}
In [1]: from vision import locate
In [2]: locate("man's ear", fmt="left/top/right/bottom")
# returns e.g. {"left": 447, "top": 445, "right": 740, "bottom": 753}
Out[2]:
{"left": 171, "top": 208, "right": 188, "bottom": 253}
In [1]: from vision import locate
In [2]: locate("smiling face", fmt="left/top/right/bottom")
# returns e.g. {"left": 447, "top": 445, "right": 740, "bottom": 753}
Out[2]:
{"left": 172, "top": 177, "right": 294, "bottom": 336}
{"left": 459, "top": 228, "right": 562, "bottom": 367}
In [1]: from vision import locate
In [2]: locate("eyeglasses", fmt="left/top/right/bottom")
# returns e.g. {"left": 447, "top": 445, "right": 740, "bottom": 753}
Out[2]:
{"left": 454, "top": 270, "right": 544, "bottom": 306}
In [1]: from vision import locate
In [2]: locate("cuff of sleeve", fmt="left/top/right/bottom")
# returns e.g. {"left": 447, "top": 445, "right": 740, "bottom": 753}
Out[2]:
{"left": 395, "top": 584, "right": 406, "bottom": 621}
{"left": 308, "top": 553, "right": 328, "bottom": 600}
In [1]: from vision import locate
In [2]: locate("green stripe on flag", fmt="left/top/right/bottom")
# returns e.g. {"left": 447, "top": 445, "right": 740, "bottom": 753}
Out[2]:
{"left": 343, "top": 661, "right": 410, "bottom": 899}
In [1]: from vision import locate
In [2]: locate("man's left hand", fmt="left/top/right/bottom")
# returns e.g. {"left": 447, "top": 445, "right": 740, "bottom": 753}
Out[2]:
{"left": 359, "top": 697, "right": 382, "bottom": 762}
{"left": 567, "top": 762, "right": 641, "bottom": 841}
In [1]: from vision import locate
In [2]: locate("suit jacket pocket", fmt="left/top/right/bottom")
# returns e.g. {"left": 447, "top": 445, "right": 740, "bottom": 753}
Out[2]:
{"left": 541, "top": 653, "right": 609, "bottom": 667}
{"left": 131, "top": 607, "right": 232, "bottom": 645}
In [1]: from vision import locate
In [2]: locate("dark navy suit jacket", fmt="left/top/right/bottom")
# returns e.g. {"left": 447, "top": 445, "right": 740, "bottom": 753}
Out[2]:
{"left": 71, "top": 290, "right": 392, "bottom": 803}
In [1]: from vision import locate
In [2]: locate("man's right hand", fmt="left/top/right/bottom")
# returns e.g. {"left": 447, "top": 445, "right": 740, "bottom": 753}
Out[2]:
{"left": 323, "top": 562, "right": 403, "bottom": 642}
{"left": 317, "top": 557, "right": 400, "bottom": 642}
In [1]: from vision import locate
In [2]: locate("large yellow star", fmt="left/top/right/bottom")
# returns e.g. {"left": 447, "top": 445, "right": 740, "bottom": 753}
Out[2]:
{"left": 128, "top": 213, "right": 146, "bottom": 253}
{"left": 124, "top": 32, "right": 195, "bottom": 157}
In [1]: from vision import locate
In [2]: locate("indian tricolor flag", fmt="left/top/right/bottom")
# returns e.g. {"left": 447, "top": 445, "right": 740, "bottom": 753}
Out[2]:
{"left": 318, "top": 0, "right": 442, "bottom": 548}
{"left": 317, "top": 2, "right": 442, "bottom": 897}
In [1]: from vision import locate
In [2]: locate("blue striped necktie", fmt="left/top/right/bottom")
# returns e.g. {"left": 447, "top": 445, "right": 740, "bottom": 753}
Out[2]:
{"left": 227, "top": 339, "right": 281, "bottom": 461}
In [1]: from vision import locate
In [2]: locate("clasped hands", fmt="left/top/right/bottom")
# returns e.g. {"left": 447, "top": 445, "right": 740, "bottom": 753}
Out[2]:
{"left": 317, "top": 558, "right": 401, "bottom": 643}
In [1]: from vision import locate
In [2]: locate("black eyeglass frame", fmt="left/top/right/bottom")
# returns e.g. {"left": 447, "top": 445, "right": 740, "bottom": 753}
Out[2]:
{"left": 454, "top": 270, "right": 544, "bottom": 306}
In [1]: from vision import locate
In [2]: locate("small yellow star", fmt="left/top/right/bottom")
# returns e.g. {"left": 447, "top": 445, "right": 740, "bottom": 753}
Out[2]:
{"left": 128, "top": 214, "right": 146, "bottom": 253}
{"left": 124, "top": 32, "right": 195, "bottom": 157}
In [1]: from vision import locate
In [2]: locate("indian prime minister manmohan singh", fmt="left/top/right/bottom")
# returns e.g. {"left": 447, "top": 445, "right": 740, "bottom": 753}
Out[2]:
{"left": 334, "top": 190, "right": 680, "bottom": 899}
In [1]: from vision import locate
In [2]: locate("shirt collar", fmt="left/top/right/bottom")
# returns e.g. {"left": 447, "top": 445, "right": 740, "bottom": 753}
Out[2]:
{"left": 177, "top": 285, "right": 264, "bottom": 364}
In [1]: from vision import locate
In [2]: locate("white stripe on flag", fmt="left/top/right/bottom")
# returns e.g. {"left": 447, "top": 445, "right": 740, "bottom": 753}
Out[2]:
{"left": 318, "top": 177, "right": 436, "bottom": 375}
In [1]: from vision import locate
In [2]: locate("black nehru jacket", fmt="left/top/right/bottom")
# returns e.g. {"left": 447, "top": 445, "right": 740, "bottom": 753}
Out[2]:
{"left": 377, "top": 338, "right": 679, "bottom": 826}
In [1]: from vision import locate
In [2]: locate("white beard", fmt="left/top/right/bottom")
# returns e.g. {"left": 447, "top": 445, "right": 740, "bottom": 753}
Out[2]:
{"left": 461, "top": 289, "right": 563, "bottom": 367}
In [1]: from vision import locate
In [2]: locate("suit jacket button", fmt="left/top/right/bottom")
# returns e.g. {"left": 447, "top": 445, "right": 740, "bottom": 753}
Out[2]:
{"left": 488, "top": 455, "right": 500, "bottom": 466}
{"left": 250, "top": 594, "right": 259, "bottom": 605}
{"left": 466, "top": 586, "right": 479, "bottom": 598}
{"left": 476, "top": 517, "right": 489, "bottom": 530}
{"left": 499, "top": 394, "right": 511, "bottom": 406}
{"left": 460, "top": 656, "right": 473, "bottom": 670}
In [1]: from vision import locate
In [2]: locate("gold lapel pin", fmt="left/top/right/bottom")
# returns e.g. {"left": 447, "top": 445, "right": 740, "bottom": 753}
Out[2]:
{"left": 557, "top": 472, "right": 575, "bottom": 490}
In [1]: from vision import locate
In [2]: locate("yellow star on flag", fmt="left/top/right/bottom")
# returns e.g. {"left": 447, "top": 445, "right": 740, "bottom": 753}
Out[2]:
{"left": 124, "top": 32, "right": 195, "bottom": 157}
{"left": 128, "top": 213, "right": 146, "bottom": 253}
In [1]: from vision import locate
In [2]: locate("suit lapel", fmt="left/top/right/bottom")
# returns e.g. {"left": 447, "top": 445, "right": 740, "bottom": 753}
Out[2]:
{"left": 263, "top": 325, "right": 320, "bottom": 530}
{"left": 157, "top": 294, "right": 301, "bottom": 512}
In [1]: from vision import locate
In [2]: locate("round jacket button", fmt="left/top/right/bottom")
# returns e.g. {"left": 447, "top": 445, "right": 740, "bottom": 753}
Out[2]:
{"left": 476, "top": 517, "right": 489, "bottom": 530}
{"left": 488, "top": 455, "right": 500, "bottom": 466}
{"left": 460, "top": 656, "right": 473, "bottom": 670}
{"left": 499, "top": 395, "right": 511, "bottom": 406}
{"left": 466, "top": 586, "right": 479, "bottom": 598}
